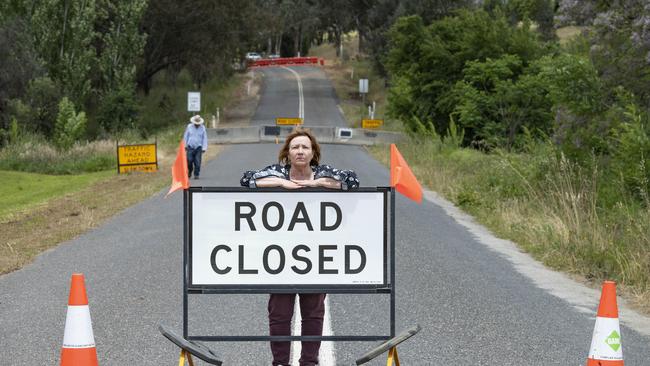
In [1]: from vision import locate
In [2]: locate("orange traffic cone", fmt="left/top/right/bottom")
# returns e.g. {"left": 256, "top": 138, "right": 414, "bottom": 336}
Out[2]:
{"left": 61, "top": 273, "right": 99, "bottom": 366}
{"left": 586, "top": 281, "right": 624, "bottom": 366}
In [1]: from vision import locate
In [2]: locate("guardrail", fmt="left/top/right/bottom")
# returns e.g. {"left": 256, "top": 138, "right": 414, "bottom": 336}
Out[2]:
{"left": 206, "top": 125, "right": 403, "bottom": 146}
{"left": 248, "top": 56, "right": 323, "bottom": 68}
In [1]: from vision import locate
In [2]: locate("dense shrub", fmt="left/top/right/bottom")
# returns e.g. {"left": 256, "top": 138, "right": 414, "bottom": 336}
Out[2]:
{"left": 386, "top": 10, "right": 548, "bottom": 143}
{"left": 444, "top": 54, "right": 553, "bottom": 149}
{"left": 96, "top": 85, "right": 139, "bottom": 133}
{"left": 54, "top": 97, "right": 86, "bottom": 151}
{"left": 11, "top": 77, "right": 62, "bottom": 137}
{"left": 0, "top": 132, "right": 114, "bottom": 174}
{"left": 608, "top": 101, "right": 650, "bottom": 203}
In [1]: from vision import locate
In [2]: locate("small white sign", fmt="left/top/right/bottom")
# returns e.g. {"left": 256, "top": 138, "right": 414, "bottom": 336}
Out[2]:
{"left": 190, "top": 191, "right": 386, "bottom": 286}
{"left": 359, "top": 79, "right": 368, "bottom": 94}
{"left": 187, "top": 92, "right": 201, "bottom": 112}
{"left": 338, "top": 128, "right": 353, "bottom": 139}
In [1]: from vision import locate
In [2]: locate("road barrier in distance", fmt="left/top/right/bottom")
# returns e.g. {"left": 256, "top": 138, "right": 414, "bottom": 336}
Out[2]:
{"left": 206, "top": 125, "right": 403, "bottom": 146}
{"left": 248, "top": 57, "right": 322, "bottom": 68}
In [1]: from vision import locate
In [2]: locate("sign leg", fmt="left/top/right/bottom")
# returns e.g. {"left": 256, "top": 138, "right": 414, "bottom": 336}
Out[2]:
{"left": 386, "top": 347, "right": 400, "bottom": 366}
{"left": 179, "top": 350, "right": 194, "bottom": 366}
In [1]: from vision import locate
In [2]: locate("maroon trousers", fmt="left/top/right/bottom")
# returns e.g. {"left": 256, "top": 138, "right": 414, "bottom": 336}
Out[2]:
{"left": 268, "top": 293, "right": 326, "bottom": 366}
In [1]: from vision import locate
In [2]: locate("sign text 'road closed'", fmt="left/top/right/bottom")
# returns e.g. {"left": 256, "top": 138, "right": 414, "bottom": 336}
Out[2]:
{"left": 190, "top": 191, "right": 386, "bottom": 286}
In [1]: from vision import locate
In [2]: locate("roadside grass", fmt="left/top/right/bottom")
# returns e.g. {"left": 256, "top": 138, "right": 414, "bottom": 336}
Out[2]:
{"left": 315, "top": 35, "right": 650, "bottom": 313}
{"left": 0, "top": 69, "right": 254, "bottom": 275}
{"left": 368, "top": 140, "right": 650, "bottom": 313}
{"left": 0, "top": 170, "right": 114, "bottom": 219}
{"left": 0, "top": 133, "right": 116, "bottom": 174}
{"left": 0, "top": 167, "right": 171, "bottom": 274}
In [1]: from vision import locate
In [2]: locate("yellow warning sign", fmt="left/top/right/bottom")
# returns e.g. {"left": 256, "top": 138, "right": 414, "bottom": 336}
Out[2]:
{"left": 117, "top": 143, "right": 157, "bottom": 174}
{"left": 362, "top": 119, "right": 383, "bottom": 129}
{"left": 119, "top": 164, "right": 158, "bottom": 174}
{"left": 118, "top": 144, "right": 157, "bottom": 164}
{"left": 276, "top": 117, "right": 303, "bottom": 125}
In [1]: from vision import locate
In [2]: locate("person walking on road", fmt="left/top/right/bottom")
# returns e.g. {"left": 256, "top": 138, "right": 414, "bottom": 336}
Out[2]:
{"left": 240, "top": 128, "right": 359, "bottom": 366}
{"left": 183, "top": 115, "right": 208, "bottom": 179}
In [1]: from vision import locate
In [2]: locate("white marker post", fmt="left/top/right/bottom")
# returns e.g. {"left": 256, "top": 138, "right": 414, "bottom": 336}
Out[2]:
{"left": 359, "top": 79, "right": 369, "bottom": 125}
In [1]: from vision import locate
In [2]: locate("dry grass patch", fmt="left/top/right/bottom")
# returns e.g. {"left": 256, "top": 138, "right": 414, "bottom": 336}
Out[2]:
{"left": 0, "top": 145, "right": 223, "bottom": 275}
{"left": 368, "top": 141, "right": 650, "bottom": 314}
{"left": 0, "top": 70, "right": 259, "bottom": 275}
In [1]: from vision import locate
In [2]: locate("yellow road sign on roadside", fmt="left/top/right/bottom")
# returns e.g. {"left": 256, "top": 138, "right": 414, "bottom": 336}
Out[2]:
{"left": 117, "top": 143, "right": 158, "bottom": 174}
{"left": 362, "top": 119, "right": 383, "bottom": 129}
{"left": 119, "top": 164, "right": 157, "bottom": 174}
{"left": 276, "top": 117, "right": 303, "bottom": 125}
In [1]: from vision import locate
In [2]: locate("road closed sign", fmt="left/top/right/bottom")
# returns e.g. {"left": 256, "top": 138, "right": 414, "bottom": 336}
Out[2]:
{"left": 189, "top": 189, "right": 387, "bottom": 287}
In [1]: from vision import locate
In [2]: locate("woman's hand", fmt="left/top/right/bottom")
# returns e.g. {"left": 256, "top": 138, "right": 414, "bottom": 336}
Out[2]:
{"left": 281, "top": 180, "right": 303, "bottom": 189}
{"left": 292, "top": 178, "right": 341, "bottom": 189}
{"left": 256, "top": 177, "right": 302, "bottom": 189}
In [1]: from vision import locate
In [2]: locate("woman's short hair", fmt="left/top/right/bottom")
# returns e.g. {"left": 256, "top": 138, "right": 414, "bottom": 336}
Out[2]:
{"left": 278, "top": 128, "right": 321, "bottom": 166}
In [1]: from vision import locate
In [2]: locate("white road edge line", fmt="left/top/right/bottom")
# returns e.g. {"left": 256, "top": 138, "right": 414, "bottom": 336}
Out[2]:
{"left": 422, "top": 190, "right": 650, "bottom": 336}
{"left": 281, "top": 66, "right": 304, "bottom": 119}
{"left": 290, "top": 296, "right": 336, "bottom": 366}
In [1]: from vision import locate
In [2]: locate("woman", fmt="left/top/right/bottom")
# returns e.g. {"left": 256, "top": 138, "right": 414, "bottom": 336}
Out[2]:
{"left": 240, "top": 128, "right": 359, "bottom": 366}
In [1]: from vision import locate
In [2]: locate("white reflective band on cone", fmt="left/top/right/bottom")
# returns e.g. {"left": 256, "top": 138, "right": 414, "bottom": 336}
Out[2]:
{"left": 588, "top": 317, "right": 623, "bottom": 360}
{"left": 62, "top": 305, "right": 96, "bottom": 348}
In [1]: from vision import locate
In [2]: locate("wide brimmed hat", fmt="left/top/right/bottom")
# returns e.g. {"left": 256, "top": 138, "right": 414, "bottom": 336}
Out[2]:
{"left": 190, "top": 115, "right": 204, "bottom": 125}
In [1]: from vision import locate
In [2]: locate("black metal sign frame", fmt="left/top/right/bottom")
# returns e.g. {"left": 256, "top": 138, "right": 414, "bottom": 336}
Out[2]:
{"left": 182, "top": 186, "right": 396, "bottom": 343}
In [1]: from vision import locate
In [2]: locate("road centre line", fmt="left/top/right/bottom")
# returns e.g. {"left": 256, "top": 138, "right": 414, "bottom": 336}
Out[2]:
{"left": 282, "top": 65, "right": 335, "bottom": 365}
{"left": 290, "top": 296, "right": 335, "bottom": 366}
{"left": 281, "top": 66, "right": 304, "bottom": 119}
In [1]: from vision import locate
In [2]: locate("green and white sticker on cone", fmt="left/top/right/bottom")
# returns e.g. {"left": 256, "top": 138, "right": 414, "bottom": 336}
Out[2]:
{"left": 589, "top": 317, "right": 623, "bottom": 360}
{"left": 606, "top": 330, "right": 621, "bottom": 352}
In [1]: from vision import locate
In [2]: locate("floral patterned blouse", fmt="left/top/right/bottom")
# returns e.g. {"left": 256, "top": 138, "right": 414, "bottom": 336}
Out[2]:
{"left": 240, "top": 164, "right": 360, "bottom": 190}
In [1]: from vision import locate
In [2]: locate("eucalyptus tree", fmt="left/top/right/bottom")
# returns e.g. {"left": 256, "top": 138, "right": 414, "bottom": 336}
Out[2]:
{"left": 138, "top": 0, "right": 258, "bottom": 93}
{"left": 0, "top": 16, "right": 42, "bottom": 140}
{"left": 31, "top": 0, "right": 97, "bottom": 106}
{"left": 90, "top": 0, "right": 148, "bottom": 132}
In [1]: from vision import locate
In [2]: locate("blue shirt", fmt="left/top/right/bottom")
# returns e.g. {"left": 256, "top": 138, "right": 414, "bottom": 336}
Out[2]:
{"left": 183, "top": 123, "right": 208, "bottom": 151}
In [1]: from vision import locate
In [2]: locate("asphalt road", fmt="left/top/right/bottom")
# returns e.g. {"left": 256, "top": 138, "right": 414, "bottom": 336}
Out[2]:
{"left": 1, "top": 65, "right": 649, "bottom": 365}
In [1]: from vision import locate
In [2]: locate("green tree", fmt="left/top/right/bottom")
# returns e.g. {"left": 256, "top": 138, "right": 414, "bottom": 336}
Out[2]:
{"left": 96, "top": 0, "right": 147, "bottom": 92}
{"left": 31, "top": 0, "right": 97, "bottom": 106}
{"left": 386, "top": 10, "right": 547, "bottom": 140}
{"left": 484, "top": 0, "right": 556, "bottom": 40}
{"left": 0, "top": 16, "right": 42, "bottom": 138}
{"left": 95, "top": 0, "right": 146, "bottom": 132}
{"left": 16, "top": 77, "right": 63, "bottom": 136}
{"left": 138, "top": 0, "right": 262, "bottom": 93}
{"left": 447, "top": 54, "right": 553, "bottom": 149}
{"left": 537, "top": 53, "right": 610, "bottom": 158}
{"left": 54, "top": 97, "right": 86, "bottom": 150}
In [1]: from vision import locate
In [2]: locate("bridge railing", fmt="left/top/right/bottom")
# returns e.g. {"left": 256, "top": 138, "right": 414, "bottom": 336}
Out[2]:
{"left": 206, "top": 125, "right": 403, "bottom": 145}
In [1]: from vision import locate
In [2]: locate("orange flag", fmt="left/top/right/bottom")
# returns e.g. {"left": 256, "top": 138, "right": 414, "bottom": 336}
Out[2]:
{"left": 165, "top": 140, "right": 189, "bottom": 198}
{"left": 390, "top": 144, "right": 422, "bottom": 203}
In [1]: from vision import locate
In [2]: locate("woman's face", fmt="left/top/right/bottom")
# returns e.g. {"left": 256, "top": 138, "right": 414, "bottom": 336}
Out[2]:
{"left": 288, "top": 135, "right": 313, "bottom": 168}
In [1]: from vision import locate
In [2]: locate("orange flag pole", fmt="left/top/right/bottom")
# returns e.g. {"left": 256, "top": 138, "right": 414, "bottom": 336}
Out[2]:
{"left": 165, "top": 140, "right": 189, "bottom": 198}
{"left": 390, "top": 144, "right": 423, "bottom": 203}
